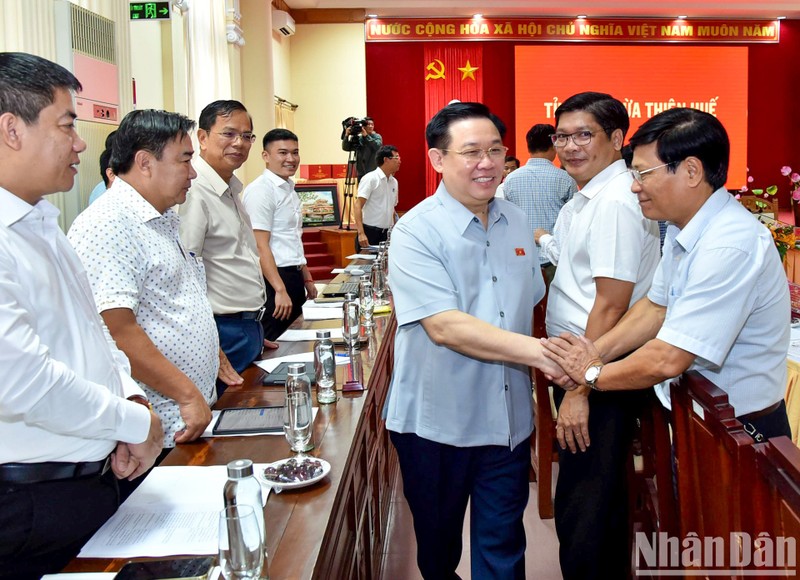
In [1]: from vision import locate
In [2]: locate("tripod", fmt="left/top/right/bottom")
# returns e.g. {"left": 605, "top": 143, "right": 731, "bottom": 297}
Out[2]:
{"left": 340, "top": 148, "right": 359, "bottom": 230}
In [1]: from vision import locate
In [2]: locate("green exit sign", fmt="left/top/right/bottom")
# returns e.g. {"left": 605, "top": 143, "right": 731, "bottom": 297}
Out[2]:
{"left": 129, "top": 2, "right": 170, "bottom": 21}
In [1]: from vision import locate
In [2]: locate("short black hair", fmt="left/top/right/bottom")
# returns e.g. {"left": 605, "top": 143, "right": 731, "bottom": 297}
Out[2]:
{"left": 629, "top": 108, "right": 729, "bottom": 191}
{"left": 555, "top": 91, "right": 629, "bottom": 140}
{"left": 426, "top": 101, "right": 506, "bottom": 150}
{"left": 110, "top": 110, "right": 195, "bottom": 175}
{"left": 100, "top": 130, "right": 117, "bottom": 186}
{"left": 198, "top": 100, "right": 251, "bottom": 132}
{"left": 262, "top": 128, "right": 298, "bottom": 150}
{"left": 0, "top": 52, "right": 82, "bottom": 124}
{"left": 377, "top": 145, "right": 398, "bottom": 166}
{"left": 505, "top": 155, "right": 520, "bottom": 168}
{"left": 526, "top": 124, "right": 555, "bottom": 154}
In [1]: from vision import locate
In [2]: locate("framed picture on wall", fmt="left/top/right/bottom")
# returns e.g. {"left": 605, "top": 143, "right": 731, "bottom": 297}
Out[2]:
{"left": 296, "top": 184, "right": 340, "bottom": 228}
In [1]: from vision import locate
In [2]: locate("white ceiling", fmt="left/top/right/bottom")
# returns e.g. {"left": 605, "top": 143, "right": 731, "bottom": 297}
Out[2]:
{"left": 284, "top": 1, "right": 800, "bottom": 20}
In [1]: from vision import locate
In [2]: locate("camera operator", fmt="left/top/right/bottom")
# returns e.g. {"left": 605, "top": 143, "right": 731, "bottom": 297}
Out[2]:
{"left": 341, "top": 116, "right": 382, "bottom": 180}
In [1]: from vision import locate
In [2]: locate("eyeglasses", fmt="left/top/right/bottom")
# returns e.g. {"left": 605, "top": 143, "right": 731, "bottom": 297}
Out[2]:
{"left": 629, "top": 162, "right": 674, "bottom": 184}
{"left": 550, "top": 130, "right": 599, "bottom": 148}
{"left": 388, "top": 156, "right": 401, "bottom": 160}
{"left": 440, "top": 146, "right": 509, "bottom": 163}
{"left": 213, "top": 131, "right": 256, "bottom": 144}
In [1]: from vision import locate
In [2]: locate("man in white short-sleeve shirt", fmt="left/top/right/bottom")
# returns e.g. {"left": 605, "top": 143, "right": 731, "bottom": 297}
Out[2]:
{"left": 543, "top": 108, "right": 791, "bottom": 443}
{"left": 543, "top": 92, "right": 661, "bottom": 580}
{"left": 69, "top": 110, "right": 237, "bottom": 458}
{"left": 353, "top": 145, "right": 400, "bottom": 250}
{"left": 242, "top": 128, "right": 317, "bottom": 341}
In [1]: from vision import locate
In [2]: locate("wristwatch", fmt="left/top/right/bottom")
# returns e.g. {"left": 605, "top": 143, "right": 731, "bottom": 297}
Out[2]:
{"left": 584, "top": 363, "right": 603, "bottom": 390}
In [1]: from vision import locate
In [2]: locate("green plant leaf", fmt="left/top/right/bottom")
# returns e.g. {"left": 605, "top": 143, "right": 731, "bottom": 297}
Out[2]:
{"left": 766, "top": 185, "right": 778, "bottom": 195}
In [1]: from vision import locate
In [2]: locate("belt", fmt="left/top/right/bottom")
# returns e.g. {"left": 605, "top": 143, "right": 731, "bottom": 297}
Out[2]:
{"left": 363, "top": 224, "right": 389, "bottom": 233}
{"left": 216, "top": 307, "right": 266, "bottom": 322}
{"left": 739, "top": 400, "right": 782, "bottom": 422}
{"left": 0, "top": 457, "right": 112, "bottom": 484}
{"left": 540, "top": 261, "right": 553, "bottom": 268}
{"left": 277, "top": 265, "right": 303, "bottom": 271}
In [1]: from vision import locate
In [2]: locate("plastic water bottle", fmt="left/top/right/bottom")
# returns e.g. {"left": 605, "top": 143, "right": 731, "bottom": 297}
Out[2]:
{"left": 342, "top": 292, "right": 361, "bottom": 349}
{"left": 314, "top": 330, "right": 337, "bottom": 404}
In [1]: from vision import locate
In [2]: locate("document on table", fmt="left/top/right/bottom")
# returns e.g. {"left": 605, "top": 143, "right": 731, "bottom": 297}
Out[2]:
{"left": 277, "top": 328, "right": 343, "bottom": 342}
{"left": 78, "top": 465, "right": 271, "bottom": 558}
{"left": 345, "top": 253, "right": 377, "bottom": 260}
{"left": 303, "top": 306, "right": 344, "bottom": 320}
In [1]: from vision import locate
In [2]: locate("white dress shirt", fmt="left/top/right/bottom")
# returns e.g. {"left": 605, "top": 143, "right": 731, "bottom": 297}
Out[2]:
{"left": 357, "top": 166, "right": 398, "bottom": 229}
{"left": 546, "top": 159, "right": 661, "bottom": 337}
{"left": 68, "top": 180, "right": 219, "bottom": 447}
{"left": 178, "top": 156, "right": 266, "bottom": 314}
{"left": 0, "top": 187, "right": 151, "bottom": 464}
{"left": 538, "top": 197, "right": 575, "bottom": 266}
{"left": 650, "top": 188, "right": 789, "bottom": 416}
{"left": 242, "top": 169, "right": 307, "bottom": 267}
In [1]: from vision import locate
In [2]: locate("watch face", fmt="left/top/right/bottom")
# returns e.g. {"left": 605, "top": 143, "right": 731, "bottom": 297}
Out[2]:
{"left": 585, "top": 365, "right": 601, "bottom": 383}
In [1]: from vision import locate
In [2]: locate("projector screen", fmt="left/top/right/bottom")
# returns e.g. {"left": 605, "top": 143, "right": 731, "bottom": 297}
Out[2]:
{"left": 514, "top": 45, "right": 748, "bottom": 189}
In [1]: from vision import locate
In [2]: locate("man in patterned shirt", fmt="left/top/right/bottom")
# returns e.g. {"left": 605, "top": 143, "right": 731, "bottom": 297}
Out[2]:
{"left": 69, "top": 110, "right": 240, "bottom": 484}
{"left": 504, "top": 123, "right": 578, "bottom": 284}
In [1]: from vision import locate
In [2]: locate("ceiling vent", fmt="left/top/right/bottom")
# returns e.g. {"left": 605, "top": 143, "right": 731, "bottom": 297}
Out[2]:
{"left": 272, "top": 9, "right": 296, "bottom": 37}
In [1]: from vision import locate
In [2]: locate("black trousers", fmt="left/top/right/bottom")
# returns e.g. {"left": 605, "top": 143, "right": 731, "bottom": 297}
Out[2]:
{"left": 261, "top": 266, "right": 306, "bottom": 341}
{"left": 552, "top": 388, "right": 646, "bottom": 580}
{"left": 354, "top": 223, "right": 389, "bottom": 253}
{"left": 0, "top": 469, "right": 119, "bottom": 580}
{"left": 390, "top": 431, "right": 530, "bottom": 580}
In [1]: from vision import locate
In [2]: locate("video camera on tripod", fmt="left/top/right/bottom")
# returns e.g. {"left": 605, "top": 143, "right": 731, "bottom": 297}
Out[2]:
{"left": 341, "top": 116, "right": 368, "bottom": 142}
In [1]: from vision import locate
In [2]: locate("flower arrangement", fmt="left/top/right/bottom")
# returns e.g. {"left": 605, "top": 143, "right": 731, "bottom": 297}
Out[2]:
{"left": 781, "top": 166, "right": 800, "bottom": 205}
{"left": 756, "top": 215, "right": 795, "bottom": 262}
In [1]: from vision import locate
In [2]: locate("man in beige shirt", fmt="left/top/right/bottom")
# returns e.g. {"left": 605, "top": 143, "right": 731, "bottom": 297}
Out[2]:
{"left": 178, "top": 100, "right": 266, "bottom": 394}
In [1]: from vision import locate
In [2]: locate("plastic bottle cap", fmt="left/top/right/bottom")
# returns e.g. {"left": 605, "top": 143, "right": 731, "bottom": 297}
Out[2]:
{"left": 316, "top": 330, "right": 332, "bottom": 339}
{"left": 227, "top": 458, "right": 254, "bottom": 478}
{"left": 344, "top": 292, "right": 357, "bottom": 300}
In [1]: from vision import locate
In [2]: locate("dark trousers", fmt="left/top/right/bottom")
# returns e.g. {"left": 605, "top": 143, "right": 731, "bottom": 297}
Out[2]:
{"left": 552, "top": 388, "right": 645, "bottom": 580}
{"left": 354, "top": 223, "right": 389, "bottom": 253}
{"left": 214, "top": 315, "right": 264, "bottom": 397}
{"left": 737, "top": 399, "right": 792, "bottom": 441}
{"left": 390, "top": 431, "right": 530, "bottom": 580}
{"left": 0, "top": 469, "right": 119, "bottom": 580}
{"left": 262, "top": 267, "right": 306, "bottom": 342}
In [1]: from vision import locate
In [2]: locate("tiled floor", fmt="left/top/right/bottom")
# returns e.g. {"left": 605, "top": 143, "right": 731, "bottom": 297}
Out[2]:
{"left": 379, "top": 471, "right": 563, "bottom": 579}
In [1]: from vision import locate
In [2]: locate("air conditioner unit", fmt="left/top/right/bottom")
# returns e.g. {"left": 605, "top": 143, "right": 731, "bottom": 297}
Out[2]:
{"left": 272, "top": 9, "right": 296, "bottom": 37}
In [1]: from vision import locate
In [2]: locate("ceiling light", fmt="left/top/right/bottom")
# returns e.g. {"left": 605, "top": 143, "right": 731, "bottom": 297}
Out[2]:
{"left": 677, "top": 15, "right": 688, "bottom": 20}
{"left": 367, "top": 14, "right": 378, "bottom": 19}
{"left": 577, "top": 15, "right": 587, "bottom": 20}
{"left": 473, "top": 14, "right": 483, "bottom": 19}
{"left": 777, "top": 16, "right": 786, "bottom": 20}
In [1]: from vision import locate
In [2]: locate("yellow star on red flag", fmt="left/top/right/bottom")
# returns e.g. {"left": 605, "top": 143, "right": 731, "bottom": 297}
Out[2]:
{"left": 458, "top": 60, "right": 479, "bottom": 81}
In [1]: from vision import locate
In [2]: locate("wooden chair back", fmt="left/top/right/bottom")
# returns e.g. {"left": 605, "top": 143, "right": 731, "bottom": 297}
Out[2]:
{"left": 739, "top": 195, "right": 779, "bottom": 218}
{"left": 530, "top": 294, "right": 558, "bottom": 519}
{"left": 671, "top": 372, "right": 753, "bottom": 560}
{"left": 753, "top": 437, "right": 800, "bottom": 557}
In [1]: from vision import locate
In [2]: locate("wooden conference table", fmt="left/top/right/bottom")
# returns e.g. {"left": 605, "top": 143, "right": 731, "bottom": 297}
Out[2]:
{"left": 66, "top": 295, "right": 398, "bottom": 579}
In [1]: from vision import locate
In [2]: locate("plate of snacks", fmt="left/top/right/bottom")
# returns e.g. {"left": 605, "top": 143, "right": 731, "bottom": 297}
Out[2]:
{"left": 257, "top": 456, "right": 331, "bottom": 490}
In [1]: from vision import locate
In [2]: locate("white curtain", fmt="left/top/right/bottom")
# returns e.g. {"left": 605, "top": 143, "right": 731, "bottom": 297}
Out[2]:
{"left": 274, "top": 99, "right": 295, "bottom": 131}
{"left": 185, "top": 0, "right": 232, "bottom": 123}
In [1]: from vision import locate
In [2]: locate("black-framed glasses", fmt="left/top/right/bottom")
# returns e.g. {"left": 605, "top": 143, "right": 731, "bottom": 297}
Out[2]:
{"left": 214, "top": 131, "right": 256, "bottom": 144}
{"left": 550, "top": 130, "right": 598, "bottom": 148}
{"left": 629, "top": 162, "right": 674, "bottom": 184}
{"left": 440, "top": 145, "right": 509, "bottom": 163}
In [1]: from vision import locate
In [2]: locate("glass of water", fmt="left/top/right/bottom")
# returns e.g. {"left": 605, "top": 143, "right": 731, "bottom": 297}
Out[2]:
{"left": 219, "top": 505, "right": 264, "bottom": 579}
{"left": 359, "top": 278, "right": 374, "bottom": 327}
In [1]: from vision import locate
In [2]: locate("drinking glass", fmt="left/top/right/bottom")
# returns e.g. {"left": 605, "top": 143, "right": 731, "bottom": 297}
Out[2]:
{"left": 372, "top": 264, "right": 388, "bottom": 307}
{"left": 342, "top": 292, "right": 360, "bottom": 349}
{"left": 218, "top": 505, "right": 264, "bottom": 580}
{"left": 284, "top": 390, "right": 312, "bottom": 455}
{"left": 359, "top": 279, "right": 374, "bottom": 327}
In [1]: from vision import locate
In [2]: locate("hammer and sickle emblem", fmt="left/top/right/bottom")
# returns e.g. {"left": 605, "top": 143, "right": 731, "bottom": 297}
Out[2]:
{"left": 425, "top": 59, "right": 445, "bottom": 80}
